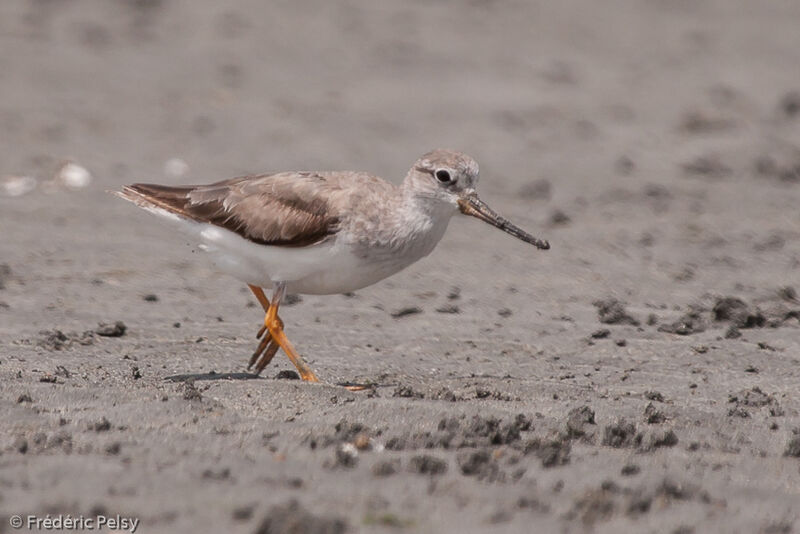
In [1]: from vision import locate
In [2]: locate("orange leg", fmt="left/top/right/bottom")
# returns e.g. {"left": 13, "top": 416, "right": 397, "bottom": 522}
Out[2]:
{"left": 247, "top": 285, "right": 280, "bottom": 373}
{"left": 247, "top": 284, "right": 369, "bottom": 390}
{"left": 248, "top": 284, "right": 319, "bottom": 383}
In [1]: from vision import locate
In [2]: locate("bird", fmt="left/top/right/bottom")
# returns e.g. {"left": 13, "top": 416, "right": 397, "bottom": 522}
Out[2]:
{"left": 116, "top": 149, "right": 549, "bottom": 387}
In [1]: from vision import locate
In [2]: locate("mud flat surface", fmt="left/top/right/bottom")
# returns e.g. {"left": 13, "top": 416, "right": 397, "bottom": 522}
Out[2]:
{"left": 1, "top": 1, "right": 800, "bottom": 533}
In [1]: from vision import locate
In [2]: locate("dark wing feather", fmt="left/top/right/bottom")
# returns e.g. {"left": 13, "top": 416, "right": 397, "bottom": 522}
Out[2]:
{"left": 123, "top": 173, "right": 340, "bottom": 247}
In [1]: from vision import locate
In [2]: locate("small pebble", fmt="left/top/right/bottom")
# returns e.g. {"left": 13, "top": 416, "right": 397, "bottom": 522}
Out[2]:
{"left": 57, "top": 162, "right": 92, "bottom": 189}
{"left": 1, "top": 175, "right": 37, "bottom": 197}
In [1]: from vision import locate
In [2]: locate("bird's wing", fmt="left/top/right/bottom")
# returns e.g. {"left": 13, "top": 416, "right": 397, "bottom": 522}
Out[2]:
{"left": 120, "top": 172, "right": 345, "bottom": 247}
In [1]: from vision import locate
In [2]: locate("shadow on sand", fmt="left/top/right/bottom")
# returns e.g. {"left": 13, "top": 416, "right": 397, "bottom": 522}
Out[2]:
{"left": 164, "top": 371, "right": 262, "bottom": 382}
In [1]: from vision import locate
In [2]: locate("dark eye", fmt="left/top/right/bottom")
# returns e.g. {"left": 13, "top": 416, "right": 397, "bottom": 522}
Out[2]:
{"left": 435, "top": 169, "right": 452, "bottom": 183}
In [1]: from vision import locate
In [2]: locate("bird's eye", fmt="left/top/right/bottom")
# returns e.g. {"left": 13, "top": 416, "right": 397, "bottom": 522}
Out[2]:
{"left": 435, "top": 169, "right": 453, "bottom": 183}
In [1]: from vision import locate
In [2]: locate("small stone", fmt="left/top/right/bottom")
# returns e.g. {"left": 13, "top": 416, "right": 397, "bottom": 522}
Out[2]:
{"left": 57, "top": 162, "right": 92, "bottom": 189}
{"left": 94, "top": 417, "right": 112, "bottom": 432}
{"left": 566, "top": 405, "right": 596, "bottom": 439}
{"left": 1, "top": 175, "right": 37, "bottom": 197}
{"left": 639, "top": 429, "right": 678, "bottom": 451}
{"left": 95, "top": 321, "right": 127, "bottom": 337}
{"left": 390, "top": 306, "right": 422, "bottom": 318}
{"left": 275, "top": 370, "right": 300, "bottom": 380}
{"left": 593, "top": 298, "right": 639, "bottom": 326}
{"left": 353, "top": 433, "right": 371, "bottom": 451}
{"left": 15, "top": 437, "right": 29, "bottom": 454}
{"left": 621, "top": 464, "right": 640, "bottom": 476}
{"left": 143, "top": 294, "right": 159, "bottom": 302}
{"left": 644, "top": 390, "right": 665, "bottom": 402}
{"left": 725, "top": 326, "right": 741, "bottom": 339}
{"left": 284, "top": 294, "right": 303, "bottom": 306}
{"left": 591, "top": 329, "right": 610, "bottom": 339}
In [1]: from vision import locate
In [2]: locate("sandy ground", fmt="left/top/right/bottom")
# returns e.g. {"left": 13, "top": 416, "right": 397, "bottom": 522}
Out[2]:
{"left": 2, "top": 1, "right": 800, "bottom": 533}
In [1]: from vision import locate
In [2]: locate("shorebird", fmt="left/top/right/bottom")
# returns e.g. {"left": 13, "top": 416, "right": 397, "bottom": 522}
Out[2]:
{"left": 117, "top": 149, "right": 549, "bottom": 387}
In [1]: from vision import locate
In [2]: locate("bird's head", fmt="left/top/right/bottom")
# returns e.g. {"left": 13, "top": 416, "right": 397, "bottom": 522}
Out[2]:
{"left": 404, "top": 149, "right": 550, "bottom": 250}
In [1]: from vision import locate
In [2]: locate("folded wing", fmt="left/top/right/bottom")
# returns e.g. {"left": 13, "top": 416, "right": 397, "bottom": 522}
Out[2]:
{"left": 120, "top": 173, "right": 341, "bottom": 247}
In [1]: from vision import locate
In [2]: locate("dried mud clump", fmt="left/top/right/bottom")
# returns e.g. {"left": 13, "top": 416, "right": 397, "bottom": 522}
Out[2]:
{"left": 309, "top": 418, "right": 373, "bottom": 449}
{"left": 728, "top": 387, "right": 784, "bottom": 417}
{"left": 274, "top": 370, "right": 300, "bottom": 380}
{"left": 658, "top": 306, "right": 706, "bottom": 335}
{"left": 182, "top": 381, "right": 202, "bottom": 402}
{"left": 565, "top": 484, "right": 618, "bottom": 526}
{"left": 392, "top": 385, "right": 424, "bottom": 399}
{"left": 390, "top": 306, "right": 422, "bottom": 318}
{"left": 457, "top": 449, "right": 503, "bottom": 482}
{"left": 602, "top": 420, "right": 640, "bottom": 448}
{"left": 253, "top": 499, "right": 348, "bottom": 534}
{"left": 638, "top": 429, "right": 678, "bottom": 451}
{"left": 371, "top": 459, "right": 400, "bottom": 477}
{"left": 95, "top": 321, "right": 127, "bottom": 337}
{"left": 644, "top": 390, "right": 665, "bottom": 402}
{"left": 566, "top": 478, "right": 711, "bottom": 526}
{"left": 386, "top": 414, "right": 532, "bottom": 451}
{"left": 37, "top": 329, "right": 95, "bottom": 350}
{"left": 713, "top": 297, "right": 765, "bottom": 329}
{"left": 784, "top": 429, "right": 800, "bottom": 458}
{"left": 408, "top": 454, "right": 448, "bottom": 476}
{"left": 593, "top": 298, "right": 640, "bottom": 326}
{"left": 525, "top": 437, "right": 572, "bottom": 468}
{"left": 644, "top": 403, "right": 666, "bottom": 425}
{"left": 565, "top": 405, "right": 596, "bottom": 440}
{"left": 327, "top": 445, "right": 358, "bottom": 469}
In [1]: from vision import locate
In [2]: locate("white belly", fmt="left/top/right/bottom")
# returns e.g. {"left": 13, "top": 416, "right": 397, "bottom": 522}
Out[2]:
{"left": 190, "top": 219, "right": 449, "bottom": 295}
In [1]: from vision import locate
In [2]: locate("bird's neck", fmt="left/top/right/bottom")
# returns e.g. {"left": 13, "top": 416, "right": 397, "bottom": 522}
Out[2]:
{"left": 387, "top": 190, "right": 455, "bottom": 254}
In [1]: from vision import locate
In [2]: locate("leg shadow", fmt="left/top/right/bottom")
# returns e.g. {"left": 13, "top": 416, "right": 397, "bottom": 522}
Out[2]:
{"left": 164, "top": 371, "right": 262, "bottom": 382}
